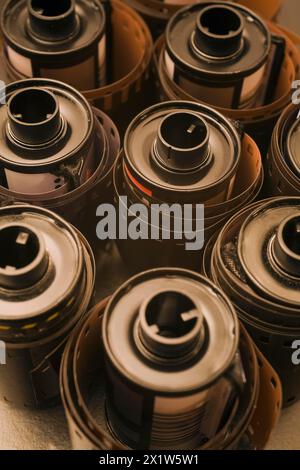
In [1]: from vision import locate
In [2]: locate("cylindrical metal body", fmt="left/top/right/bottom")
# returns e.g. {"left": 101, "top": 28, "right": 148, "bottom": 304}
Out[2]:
{"left": 154, "top": 4, "right": 300, "bottom": 155}
{"left": 0, "top": 204, "right": 95, "bottom": 408}
{"left": 1, "top": 0, "right": 106, "bottom": 90}
{"left": 0, "top": 78, "right": 120, "bottom": 251}
{"left": 103, "top": 269, "right": 242, "bottom": 450}
{"left": 164, "top": 2, "right": 271, "bottom": 110}
{"left": 114, "top": 100, "right": 262, "bottom": 271}
{"left": 0, "top": 0, "right": 154, "bottom": 137}
{"left": 203, "top": 197, "right": 300, "bottom": 407}
{"left": 60, "top": 274, "right": 282, "bottom": 450}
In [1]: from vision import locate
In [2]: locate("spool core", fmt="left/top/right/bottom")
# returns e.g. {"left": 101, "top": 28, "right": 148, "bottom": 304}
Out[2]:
{"left": 0, "top": 224, "right": 48, "bottom": 289}
{"left": 273, "top": 214, "right": 300, "bottom": 277}
{"left": 7, "top": 88, "right": 61, "bottom": 146}
{"left": 154, "top": 112, "right": 209, "bottom": 172}
{"left": 138, "top": 290, "right": 205, "bottom": 362}
{"left": 193, "top": 5, "right": 244, "bottom": 58}
{"left": 27, "top": 0, "right": 78, "bottom": 41}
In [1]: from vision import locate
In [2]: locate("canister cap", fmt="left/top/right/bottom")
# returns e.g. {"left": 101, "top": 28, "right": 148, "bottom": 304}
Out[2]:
{"left": 1, "top": 0, "right": 105, "bottom": 60}
{"left": 238, "top": 198, "right": 300, "bottom": 306}
{"left": 165, "top": 1, "right": 270, "bottom": 79}
{"left": 0, "top": 204, "right": 83, "bottom": 322}
{"left": 103, "top": 268, "right": 239, "bottom": 394}
{"left": 124, "top": 101, "right": 241, "bottom": 200}
{"left": 0, "top": 79, "right": 93, "bottom": 171}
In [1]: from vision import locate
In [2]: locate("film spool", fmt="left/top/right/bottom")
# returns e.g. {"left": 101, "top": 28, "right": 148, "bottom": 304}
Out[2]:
{"left": 154, "top": 7, "right": 300, "bottom": 156}
{"left": 266, "top": 103, "right": 300, "bottom": 197}
{"left": 1, "top": 0, "right": 154, "bottom": 137}
{"left": 113, "top": 100, "right": 262, "bottom": 272}
{"left": 60, "top": 273, "right": 281, "bottom": 450}
{"left": 203, "top": 197, "right": 300, "bottom": 407}
{"left": 0, "top": 78, "right": 120, "bottom": 252}
{"left": 123, "top": 0, "right": 282, "bottom": 38}
{"left": 164, "top": 2, "right": 273, "bottom": 109}
{"left": 0, "top": 204, "right": 95, "bottom": 408}
{"left": 104, "top": 269, "right": 242, "bottom": 450}
{"left": 1, "top": 0, "right": 107, "bottom": 90}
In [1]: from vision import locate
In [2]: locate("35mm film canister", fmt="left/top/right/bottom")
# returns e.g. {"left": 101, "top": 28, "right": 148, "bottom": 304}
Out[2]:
{"left": 124, "top": 0, "right": 282, "bottom": 38}
{"left": 114, "top": 100, "right": 262, "bottom": 271}
{"left": 0, "top": 0, "right": 154, "bottom": 137}
{"left": 0, "top": 78, "right": 120, "bottom": 251}
{"left": 103, "top": 269, "right": 243, "bottom": 450}
{"left": 1, "top": 0, "right": 107, "bottom": 90}
{"left": 0, "top": 204, "right": 95, "bottom": 408}
{"left": 203, "top": 197, "right": 300, "bottom": 407}
{"left": 155, "top": 2, "right": 300, "bottom": 155}
{"left": 164, "top": 2, "right": 273, "bottom": 110}
{"left": 60, "top": 270, "right": 281, "bottom": 450}
{"left": 266, "top": 103, "right": 300, "bottom": 196}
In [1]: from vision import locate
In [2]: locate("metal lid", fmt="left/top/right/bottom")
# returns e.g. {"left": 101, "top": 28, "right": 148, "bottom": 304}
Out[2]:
{"left": 103, "top": 268, "right": 239, "bottom": 395}
{"left": 1, "top": 0, "right": 105, "bottom": 62}
{"left": 0, "top": 204, "right": 84, "bottom": 321}
{"left": 165, "top": 2, "right": 270, "bottom": 80}
{"left": 238, "top": 198, "right": 300, "bottom": 306}
{"left": 124, "top": 101, "right": 241, "bottom": 199}
{"left": 0, "top": 78, "right": 94, "bottom": 171}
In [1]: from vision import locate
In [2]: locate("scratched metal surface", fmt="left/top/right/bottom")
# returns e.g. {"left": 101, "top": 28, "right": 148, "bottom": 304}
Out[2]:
{"left": 0, "top": 0, "right": 299, "bottom": 451}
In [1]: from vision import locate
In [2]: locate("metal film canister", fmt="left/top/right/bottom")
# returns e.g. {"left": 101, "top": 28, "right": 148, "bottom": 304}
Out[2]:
{"left": 155, "top": 3, "right": 300, "bottom": 155}
{"left": 204, "top": 197, "right": 300, "bottom": 407}
{"left": 60, "top": 271, "right": 281, "bottom": 450}
{"left": 0, "top": 0, "right": 154, "bottom": 137}
{"left": 1, "top": 0, "right": 107, "bottom": 90}
{"left": 163, "top": 2, "right": 272, "bottom": 109}
{"left": 114, "top": 100, "right": 263, "bottom": 271}
{"left": 0, "top": 78, "right": 120, "bottom": 250}
{"left": 115, "top": 100, "right": 241, "bottom": 272}
{"left": 0, "top": 204, "right": 95, "bottom": 408}
{"left": 103, "top": 269, "right": 243, "bottom": 449}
